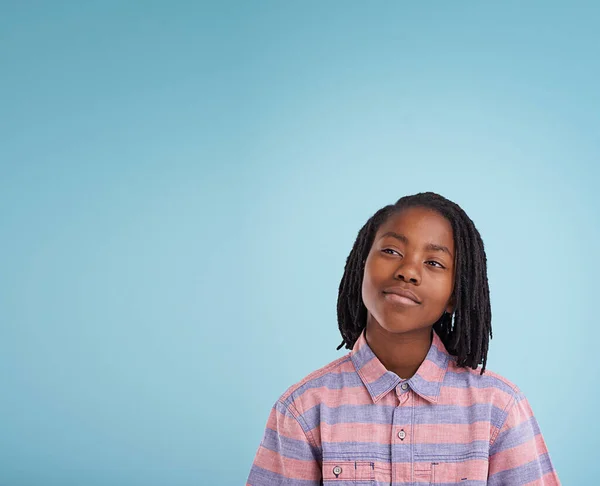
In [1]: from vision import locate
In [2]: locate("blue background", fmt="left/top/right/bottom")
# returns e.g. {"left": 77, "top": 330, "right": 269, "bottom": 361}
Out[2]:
{"left": 1, "top": 1, "right": 598, "bottom": 484}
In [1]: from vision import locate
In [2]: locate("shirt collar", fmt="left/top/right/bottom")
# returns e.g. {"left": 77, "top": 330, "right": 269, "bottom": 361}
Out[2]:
{"left": 350, "top": 327, "right": 451, "bottom": 404}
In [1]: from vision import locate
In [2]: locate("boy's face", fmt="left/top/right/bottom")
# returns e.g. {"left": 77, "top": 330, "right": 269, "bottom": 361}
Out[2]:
{"left": 361, "top": 206, "right": 456, "bottom": 335}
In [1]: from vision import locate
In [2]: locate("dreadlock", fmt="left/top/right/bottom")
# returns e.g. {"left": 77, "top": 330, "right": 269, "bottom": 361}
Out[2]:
{"left": 336, "top": 191, "right": 492, "bottom": 375}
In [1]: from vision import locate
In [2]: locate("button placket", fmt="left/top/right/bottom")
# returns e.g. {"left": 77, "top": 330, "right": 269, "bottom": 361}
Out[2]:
{"left": 396, "top": 381, "right": 410, "bottom": 404}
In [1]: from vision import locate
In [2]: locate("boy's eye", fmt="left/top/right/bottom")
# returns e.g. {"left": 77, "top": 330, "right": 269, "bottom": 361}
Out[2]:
{"left": 382, "top": 249, "right": 445, "bottom": 269}
{"left": 426, "top": 261, "right": 444, "bottom": 269}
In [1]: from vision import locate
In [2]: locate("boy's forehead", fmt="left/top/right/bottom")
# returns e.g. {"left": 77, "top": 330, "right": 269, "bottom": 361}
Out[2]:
{"left": 376, "top": 208, "right": 454, "bottom": 243}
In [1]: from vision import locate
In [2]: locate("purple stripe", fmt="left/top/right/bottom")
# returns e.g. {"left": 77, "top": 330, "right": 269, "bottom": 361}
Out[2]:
{"left": 413, "top": 440, "right": 489, "bottom": 459}
{"left": 351, "top": 339, "right": 374, "bottom": 367}
{"left": 288, "top": 370, "right": 366, "bottom": 400}
{"left": 300, "top": 402, "right": 507, "bottom": 428}
{"left": 408, "top": 373, "right": 442, "bottom": 399}
{"left": 368, "top": 370, "right": 402, "bottom": 399}
{"left": 261, "top": 428, "right": 321, "bottom": 462}
{"left": 413, "top": 481, "right": 487, "bottom": 486}
{"left": 489, "top": 415, "right": 541, "bottom": 456}
{"left": 424, "top": 341, "right": 451, "bottom": 369}
{"left": 487, "top": 452, "right": 555, "bottom": 485}
{"left": 387, "top": 482, "right": 486, "bottom": 486}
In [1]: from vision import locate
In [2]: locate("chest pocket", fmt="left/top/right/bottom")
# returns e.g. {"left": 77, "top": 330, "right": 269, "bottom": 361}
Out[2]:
{"left": 322, "top": 460, "right": 375, "bottom": 485}
{"left": 414, "top": 453, "right": 489, "bottom": 485}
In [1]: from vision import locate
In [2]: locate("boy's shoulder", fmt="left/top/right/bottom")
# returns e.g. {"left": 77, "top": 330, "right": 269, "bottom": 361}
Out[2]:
{"left": 446, "top": 359, "right": 525, "bottom": 404}
{"left": 277, "top": 352, "right": 354, "bottom": 407}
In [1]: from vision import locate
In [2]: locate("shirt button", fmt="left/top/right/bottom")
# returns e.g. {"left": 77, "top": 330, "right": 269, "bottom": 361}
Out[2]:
{"left": 398, "top": 429, "right": 406, "bottom": 440}
{"left": 333, "top": 466, "right": 342, "bottom": 476}
{"left": 401, "top": 383, "right": 408, "bottom": 390}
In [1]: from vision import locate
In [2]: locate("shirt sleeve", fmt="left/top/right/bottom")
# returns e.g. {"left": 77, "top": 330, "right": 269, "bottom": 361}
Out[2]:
{"left": 487, "top": 390, "right": 561, "bottom": 485}
{"left": 246, "top": 398, "right": 322, "bottom": 486}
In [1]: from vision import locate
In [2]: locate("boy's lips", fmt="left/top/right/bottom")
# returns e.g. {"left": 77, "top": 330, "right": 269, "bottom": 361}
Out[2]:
{"left": 382, "top": 286, "right": 421, "bottom": 304}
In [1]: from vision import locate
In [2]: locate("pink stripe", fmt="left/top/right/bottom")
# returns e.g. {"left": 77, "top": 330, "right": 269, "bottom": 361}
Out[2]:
{"left": 363, "top": 458, "right": 489, "bottom": 483}
{"left": 266, "top": 407, "right": 316, "bottom": 447}
{"left": 327, "top": 358, "right": 358, "bottom": 374}
{"left": 503, "top": 397, "right": 535, "bottom": 429}
{"left": 290, "top": 385, "right": 392, "bottom": 412}
{"left": 489, "top": 434, "right": 549, "bottom": 475}
{"left": 253, "top": 447, "right": 321, "bottom": 480}
{"left": 416, "top": 357, "right": 446, "bottom": 382}
{"left": 437, "top": 385, "right": 515, "bottom": 406}
{"left": 415, "top": 457, "right": 489, "bottom": 483}
{"left": 315, "top": 421, "right": 492, "bottom": 444}
{"left": 322, "top": 459, "right": 488, "bottom": 484}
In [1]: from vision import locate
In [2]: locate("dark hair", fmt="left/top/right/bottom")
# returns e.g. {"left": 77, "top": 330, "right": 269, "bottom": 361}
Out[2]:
{"left": 336, "top": 191, "right": 492, "bottom": 375}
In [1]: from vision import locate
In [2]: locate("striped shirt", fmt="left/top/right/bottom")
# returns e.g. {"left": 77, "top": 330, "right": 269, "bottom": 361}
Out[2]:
{"left": 247, "top": 327, "right": 560, "bottom": 485}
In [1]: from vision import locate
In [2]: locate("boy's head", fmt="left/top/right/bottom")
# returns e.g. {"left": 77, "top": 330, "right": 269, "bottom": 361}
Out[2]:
{"left": 337, "top": 191, "right": 492, "bottom": 374}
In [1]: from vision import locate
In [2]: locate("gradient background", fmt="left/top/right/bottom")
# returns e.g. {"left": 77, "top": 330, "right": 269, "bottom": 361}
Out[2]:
{"left": 1, "top": 2, "right": 598, "bottom": 485}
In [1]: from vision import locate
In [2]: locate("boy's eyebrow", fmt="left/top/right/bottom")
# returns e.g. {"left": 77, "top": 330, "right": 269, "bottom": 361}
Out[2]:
{"left": 379, "top": 231, "right": 453, "bottom": 257}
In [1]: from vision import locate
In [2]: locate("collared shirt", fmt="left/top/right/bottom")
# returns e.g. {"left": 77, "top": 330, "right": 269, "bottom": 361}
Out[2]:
{"left": 247, "top": 328, "right": 560, "bottom": 485}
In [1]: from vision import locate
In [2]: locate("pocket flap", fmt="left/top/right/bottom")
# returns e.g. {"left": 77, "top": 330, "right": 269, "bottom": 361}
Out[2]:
{"left": 322, "top": 460, "right": 374, "bottom": 481}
